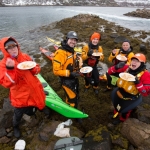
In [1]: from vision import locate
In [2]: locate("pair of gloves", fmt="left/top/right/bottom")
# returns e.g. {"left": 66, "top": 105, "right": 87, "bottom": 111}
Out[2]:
{"left": 115, "top": 62, "right": 140, "bottom": 84}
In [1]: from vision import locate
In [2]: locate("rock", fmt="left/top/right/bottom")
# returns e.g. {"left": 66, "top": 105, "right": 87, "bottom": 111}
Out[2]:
{"left": 146, "top": 62, "right": 150, "bottom": 72}
{"left": 140, "top": 44, "right": 146, "bottom": 52}
{"left": 121, "top": 118, "right": 150, "bottom": 148}
{"left": 0, "top": 110, "right": 13, "bottom": 129}
{"left": 0, "top": 127, "right": 7, "bottom": 138}
{"left": 3, "top": 98, "right": 13, "bottom": 112}
{"left": 112, "top": 137, "right": 129, "bottom": 149}
{"left": 39, "top": 131, "right": 49, "bottom": 142}
{"left": 128, "top": 144, "right": 135, "bottom": 150}
{"left": 135, "top": 105, "right": 150, "bottom": 124}
{"left": 114, "top": 36, "right": 128, "bottom": 43}
{"left": 124, "top": 8, "right": 150, "bottom": 19}
{"left": 110, "top": 33, "right": 118, "bottom": 38}
{"left": 82, "top": 131, "right": 112, "bottom": 150}
{"left": 0, "top": 136, "right": 11, "bottom": 144}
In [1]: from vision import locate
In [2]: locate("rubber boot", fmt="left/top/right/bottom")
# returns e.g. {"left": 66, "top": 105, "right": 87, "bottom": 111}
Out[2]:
{"left": 94, "top": 89, "right": 99, "bottom": 94}
{"left": 13, "top": 126, "right": 21, "bottom": 138}
{"left": 93, "top": 86, "right": 99, "bottom": 94}
{"left": 112, "top": 118, "right": 121, "bottom": 125}
{"left": 84, "top": 84, "right": 90, "bottom": 93}
{"left": 103, "top": 86, "right": 112, "bottom": 92}
{"left": 111, "top": 110, "right": 121, "bottom": 125}
{"left": 120, "top": 110, "right": 132, "bottom": 122}
{"left": 112, "top": 110, "right": 132, "bottom": 125}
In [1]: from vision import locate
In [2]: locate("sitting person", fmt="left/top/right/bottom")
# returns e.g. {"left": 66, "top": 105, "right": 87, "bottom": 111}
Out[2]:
{"left": 82, "top": 32, "right": 104, "bottom": 94}
{"left": 110, "top": 53, "right": 150, "bottom": 125}
{"left": 105, "top": 40, "right": 134, "bottom": 91}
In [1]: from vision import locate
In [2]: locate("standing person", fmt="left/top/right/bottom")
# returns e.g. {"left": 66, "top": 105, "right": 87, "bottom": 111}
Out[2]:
{"left": 110, "top": 53, "right": 150, "bottom": 125}
{"left": 82, "top": 32, "right": 104, "bottom": 94}
{"left": 104, "top": 40, "right": 134, "bottom": 91}
{"left": 0, "top": 37, "right": 45, "bottom": 138}
{"left": 53, "top": 31, "right": 82, "bottom": 108}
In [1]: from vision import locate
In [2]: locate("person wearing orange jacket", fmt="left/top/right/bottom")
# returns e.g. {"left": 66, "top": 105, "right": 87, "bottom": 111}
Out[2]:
{"left": 110, "top": 53, "right": 150, "bottom": 125}
{"left": 0, "top": 37, "right": 46, "bottom": 138}
{"left": 53, "top": 31, "right": 82, "bottom": 108}
{"left": 82, "top": 32, "right": 104, "bottom": 94}
{"left": 104, "top": 39, "right": 134, "bottom": 91}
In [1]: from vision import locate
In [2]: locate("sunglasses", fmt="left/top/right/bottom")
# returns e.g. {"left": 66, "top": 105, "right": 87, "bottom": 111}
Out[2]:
{"left": 5, "top": 43, "right": 17, "bottom": 50}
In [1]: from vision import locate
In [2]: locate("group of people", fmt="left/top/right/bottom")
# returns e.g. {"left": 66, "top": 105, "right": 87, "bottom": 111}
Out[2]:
{"left": 52, "top": 31, "right": 150, "bottom": 125}
{"left": 0, "top": 31, "right": 150, "bottom": 139}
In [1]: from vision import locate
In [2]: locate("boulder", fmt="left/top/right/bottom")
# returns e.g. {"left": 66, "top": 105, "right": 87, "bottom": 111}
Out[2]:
{"left": 120, "top": 118, "right": 150, "bottom": 149}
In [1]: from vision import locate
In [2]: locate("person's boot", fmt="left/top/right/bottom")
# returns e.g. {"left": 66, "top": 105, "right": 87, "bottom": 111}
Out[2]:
{"left": 112, "top": 118, "right": 122, "bottom": 125}
{"left": 120, "top": 110, "right": 132, "bottom": 122}
{"left": 93, "top": 86, "right": 99, "bottom": 94}
{"left": 84, "top": 88, "right": 89, "bottom": 93}
{"left": 84, "top": 85, "right": 90, "bottom": 93}
{"left": 13, "top": 126, "right": 21, "bottom": 138}
{"left": 103, "top": 86, "right": 112, "bottom": 92}
{"left": 94, "top": 89, "right": 99, "bottom": 94}
{"left": 42, "top": 106, "right": 51, "bottom": 116}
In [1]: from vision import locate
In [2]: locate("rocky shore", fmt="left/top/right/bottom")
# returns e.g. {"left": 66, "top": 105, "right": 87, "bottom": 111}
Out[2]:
{"left": 124, "top": 8, "right": 150, "bottom": 19}
{"left": 0, "top": 14, "right": 150, "bottom": 150}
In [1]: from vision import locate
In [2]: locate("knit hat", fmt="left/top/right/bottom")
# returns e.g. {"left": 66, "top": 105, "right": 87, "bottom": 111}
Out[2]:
{"left": 90, "top": 32, "right": 101, "bottom": 41}
{"left": 123, "top": 39, "right": 130, "bottom": 44}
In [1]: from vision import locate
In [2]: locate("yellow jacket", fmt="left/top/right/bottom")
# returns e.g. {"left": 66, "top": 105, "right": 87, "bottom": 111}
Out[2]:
{"left": 108, "top": 49, "right": 134, "bottom": 65}
{"left": 82, "top": 44, "right": 104, "bottom": 61}
{"left": 53, "top": 49, "right": 81, "bottom": 77}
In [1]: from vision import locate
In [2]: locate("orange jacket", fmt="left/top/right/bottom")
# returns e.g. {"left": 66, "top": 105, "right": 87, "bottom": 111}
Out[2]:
{"left": 0, "top": 37, "right": 45, "bottom": 110}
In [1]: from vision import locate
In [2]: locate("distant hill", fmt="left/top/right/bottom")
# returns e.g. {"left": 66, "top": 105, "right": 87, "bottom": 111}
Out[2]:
{"left": 115, "top": 0, "right": 150, "bottom": 7}
{"left": 1, "top": 0, "right": 150, "bottom": 7}
{"left": 1, "top": 0, "right": 118, "bottom": 6}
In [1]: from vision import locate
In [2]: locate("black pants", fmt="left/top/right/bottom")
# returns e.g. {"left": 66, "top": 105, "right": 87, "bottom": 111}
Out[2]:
{"left": 13, "top": 106, "right": 37, "bottom": 127}
{"left": 85, "top": 67, "right": 99, "bottom": 87}
{"left": 111, "top": 87, "right": 142, "bottom": 113}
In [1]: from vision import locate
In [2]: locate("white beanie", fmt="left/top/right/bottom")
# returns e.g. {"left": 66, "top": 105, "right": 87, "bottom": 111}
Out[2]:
{"left": 14, "top": 140, "right": 26, "bottom": 150}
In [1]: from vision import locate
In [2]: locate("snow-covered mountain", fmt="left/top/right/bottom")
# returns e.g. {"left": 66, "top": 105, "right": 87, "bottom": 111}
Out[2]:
{"left": 1, "top": 0, "right": 150, "bottom": 6}
{"left": 114, "top": 0, "right": 150, "bottom": 6}
{"left": 115, "top": 0, "right": 150, "bottom": 2}
{"left": 1, "top": 0, "right": 117, "bottom": 6}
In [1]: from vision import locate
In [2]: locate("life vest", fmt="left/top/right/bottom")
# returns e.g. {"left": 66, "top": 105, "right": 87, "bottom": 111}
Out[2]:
{"left": 117, "top": 71, "right": 145, "bottom": 96}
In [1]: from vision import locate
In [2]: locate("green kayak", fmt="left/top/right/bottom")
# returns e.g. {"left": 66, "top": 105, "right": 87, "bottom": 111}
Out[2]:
{"left": 37, "top": 74, "right": 88, "bottom": 118}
